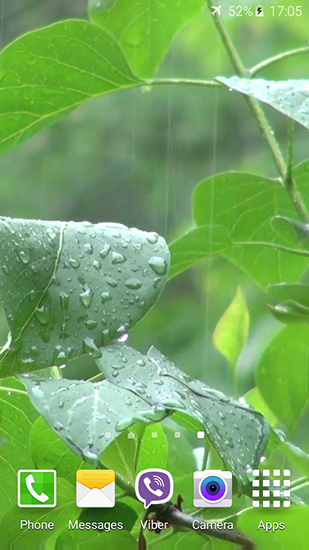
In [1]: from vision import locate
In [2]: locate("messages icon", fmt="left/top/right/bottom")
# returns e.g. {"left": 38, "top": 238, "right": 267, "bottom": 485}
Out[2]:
{"left": 76, "top": 470, "right": 115, "bottom": 508}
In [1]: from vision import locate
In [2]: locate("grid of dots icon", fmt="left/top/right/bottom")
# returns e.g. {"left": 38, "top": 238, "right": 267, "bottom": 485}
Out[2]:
{"left": 252, "top": 469, "right": 290, "bottom": 508}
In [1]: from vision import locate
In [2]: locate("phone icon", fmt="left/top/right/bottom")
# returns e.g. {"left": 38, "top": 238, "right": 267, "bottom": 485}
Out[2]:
{"left": 143, "top": 476, "right": 163, "bottom": 497}
{"left": 18, "top": 470, "right": 57, "bottom": 508}
{"left": 135, "top": 468, "right": 173, "bottom": 508}
{"left": 25, "top": 474, "right": 49, "bottom": 503}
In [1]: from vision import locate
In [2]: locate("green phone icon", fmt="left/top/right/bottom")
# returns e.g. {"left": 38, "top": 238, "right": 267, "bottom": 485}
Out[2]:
{"left": 18, "top": 470, "right": 56, "bottom": 507}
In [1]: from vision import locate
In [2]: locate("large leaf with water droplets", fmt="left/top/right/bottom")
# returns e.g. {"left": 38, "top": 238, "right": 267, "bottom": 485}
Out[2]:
{"left": 0, "top": 20, "right": 140, "bottom": 154}
{"left": 183, "top": 167, "right": 309, "bottom": 288}
{"left": 88, "top": 0, "right": 204, "bottom": 79}
{"left": 96, "top": 343, "right": 269, "bottom": 485}
{"left": 19, "top": 375, "right": 168, "bottom": 464}
{"left": 217, "top": 77, "right": 309, "bottom": 129}
{"left": 0, "top": 218, "right": 170, "bottom": 376}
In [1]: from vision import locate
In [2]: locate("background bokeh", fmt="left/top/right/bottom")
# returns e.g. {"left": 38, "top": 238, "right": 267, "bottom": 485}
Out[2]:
{"left": 0, "top": 0, "right": 308, "bottom": 402}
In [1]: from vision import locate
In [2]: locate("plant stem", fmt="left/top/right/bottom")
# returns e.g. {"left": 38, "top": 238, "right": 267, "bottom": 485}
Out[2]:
{"left": 290, "top": 476, "right": 307, "bottom": 488}
{"left": 205, "top": 0, "right": 309, "bottom": 223}
{"left": 88, "top": 372, "right": 104, "bottom": 383}
{"left": 284, "top": 120, "right": 309, "bottom": 222}
{"left": 291, "top": 481, "right": 309, "bottom": 493}
{"left": 146, "top": 78, "right": 221, "bottom": 88}
{"left": 250, "top": 46, "right": 309, "bottom": 77}
{"left": 99, "top": 462, "right": 136, "bottom": 500}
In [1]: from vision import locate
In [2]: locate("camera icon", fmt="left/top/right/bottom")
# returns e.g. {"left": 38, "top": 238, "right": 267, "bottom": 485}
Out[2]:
{"left": 193, "top": 470, "right": 232, "bottom": 508}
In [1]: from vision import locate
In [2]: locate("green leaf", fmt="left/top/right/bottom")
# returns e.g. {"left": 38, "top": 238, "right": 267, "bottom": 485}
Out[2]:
{"left": 97, "top": 343, "right": 269, "bottom": 485}
{"left": 244, "top": 387, "right": 277, "bottom": 427}
{"left": 213, "top": 287, "right": 249, "bottom": 370}
{"left": 136, "top": 423, "right": 167, "bottom": 472}
{"left": 19, "top": 375, "right": 166, "bottom": 465}
{"left": 192, "top": 170, "right": 309, "bottom": 288}
{"left": 0, "top": 218, "right": 169, "bottom": 376}
{"left": 0, "top": 378, "right": 37, "bottom": 520}
{"left": 88, "top": 0, "right": 204, "bottom": 79}
{"left": 281, "top": 441, "right": 309, "bottom": 477}
{"left": 256, "top": 324, "right": 309, "bottom": 431}
{"left": 29, "top": 416, "right": 88, "bottom": 485}
{"left": 0, "top": 478, "right": 78, "bottom": 549}
{"left": 79, "top": 503, "right": 137, "bottom": 532}
{"left": 0, "top": 20, "right": 140, "bottom": 154}
{"left": 216, "top": 77, "right": 309, "bottom": 129}
{"left": 267, "top": 283, "right": 309, "bottom": 308}
{"left": 169, "top": 225, "right": 230, "bottom": 279}
{"left": 272, "top": 215, "right": 309, "bottom": 248}
{"left": 56, "top": 528, "right": 137, "bottom": 550}
{"left": 101, "top": 423, "right": 145, "bottom": 484}
{"left": 237, "top": 506, "right": 309, "bottom": 549}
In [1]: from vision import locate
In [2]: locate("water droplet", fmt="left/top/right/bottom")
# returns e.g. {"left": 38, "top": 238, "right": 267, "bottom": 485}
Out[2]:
{"left": 112, "top": 370, "right": 119, "bottom": 378}
{"left": 79, "top": 284, "right": 93, "bottom": 308}
{"left": 84, "top": 243, "right": 93, "bottom": 254}
{"left": 46, "top": 227, "right": 57, "bottom": 241}
{"left": 148, "top": 256, "right": 168, "bottom": 275}
{"left": 162, "top": 398, "right": 186, "bottom": 410}
{"left": 137, "top": 359, "right": 146, "bottom": 367}
{"left": 35, "top": 304, "right": 50, "bottom": 324}
{"left": 86, "top": 319, "right": 98, "bottom": 330}
{"left": 105, "top": 276, "right": 118, "bottom": 288}
{"left": 93, "top": 260, "right": 101, "bottom": 270}
{"left": 18, "top": 249, "right": 30, "bottom": 264}
{"left": 116, "top": 418, "right": 135, "bottom": 431}
{"left": 118, "top": 332, "right": 128, "bottom": 343}
{"left": 146, "top": 232, "right": 159, "bottom": 244}
{"left": 82, "top": 337, "right": 102, "bottom": 358}
{"left": 101, "top": 291, "right": 112, "bottom": 304}
{"left": 69, "top": 258, "right": 80, "bottom": 268}
{"left": 111, "top": 252, "right": 126, "bottom": 264}
{"left": 100, "top": 244, "right": 111, "bottom": 259}
{"left": 2, "top": 265, "right": 9, "bottom": 274}
{"left": 60, "top": 291, "right": 69, "bottom": 310}
{"left": 125, "top": 278, "right": 142, "bottom": 290}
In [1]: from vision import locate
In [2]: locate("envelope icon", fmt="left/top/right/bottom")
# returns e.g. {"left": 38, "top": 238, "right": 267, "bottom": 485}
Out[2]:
{"left": 76, "top": 470, "right": 115, "bottom": 508}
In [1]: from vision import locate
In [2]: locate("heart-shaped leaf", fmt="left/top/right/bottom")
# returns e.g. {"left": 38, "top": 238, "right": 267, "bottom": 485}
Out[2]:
{"left": 96, "top": 343, "right": 269, "bottom": 484}
{"left": 19, "top": 375, "right": 168, "bottom": 464}
{"left": 88, "top": 0, "right": 204, "bottom": 79}
{"left": 0, "top": 20, "right": 140, "bottom": 154}
{"left": 217, "top": 77, "right": 309, "bottom": 129}
{"left": 0, "top": 218, "right": 170, "bottom": 376}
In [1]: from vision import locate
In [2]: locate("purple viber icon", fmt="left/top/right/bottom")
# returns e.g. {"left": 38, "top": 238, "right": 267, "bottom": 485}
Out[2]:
{"left": 135, "top": 469, "right": 173, "bottom": 508}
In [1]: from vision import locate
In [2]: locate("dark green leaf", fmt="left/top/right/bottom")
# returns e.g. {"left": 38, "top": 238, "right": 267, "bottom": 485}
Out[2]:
{"left": 0, "top": 218, "right": 169, "bottom": 376}
{"left": 79, "top": 502, "right": 137, "bottom": 532}
{"left": 0, "top": 378, "right": 37, "bottom": 520}
{"left": 217, "top": 77, "right": 309, "bottom": 129}
{"left": 88, "top": 0, "right": 204, "bottom": 79}
{"left": 281, "top": 441, "right": 309, "bottom": 477}
{"left": 0, "top": 478, "right": 78, "bottom": 549}
{"left": 267, "top": 283, "right": 309, "bottom": 308}
{"left": 256, "top": 324, "right": 309, "bottom": 430}
{"left": 97, "top": 343, "right": 269, "bottom": 485}
{"left": 20, "top": 376, "right": 167, "bottom": 465}
{"left": 0, "top": 20, "right": 140, "bottom": 154}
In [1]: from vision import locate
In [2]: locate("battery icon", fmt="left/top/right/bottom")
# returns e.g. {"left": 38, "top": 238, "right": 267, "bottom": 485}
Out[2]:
{"left": 256, "top": 6, "right": 264, "bottom": 16}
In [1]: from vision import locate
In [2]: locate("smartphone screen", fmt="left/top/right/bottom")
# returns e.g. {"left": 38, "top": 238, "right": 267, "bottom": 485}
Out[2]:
{"left": 0, "top": 1, "right": 308, "bottom": 549}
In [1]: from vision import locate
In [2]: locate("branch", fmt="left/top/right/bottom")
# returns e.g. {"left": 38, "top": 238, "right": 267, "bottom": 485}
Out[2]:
{"left": 283, "top": 120, "right": 309, "bottom": 222}
{"left": 250, "top": 46, "right": 309, "bottom": 77}
{"left": 145, "top": 78, "right": 221, "bottom": 89}
{"left": 157, "top": 504, "right": 254, "bottom": 548}
{"left": 205, "top": 0, "right": 309, "bottom": 223}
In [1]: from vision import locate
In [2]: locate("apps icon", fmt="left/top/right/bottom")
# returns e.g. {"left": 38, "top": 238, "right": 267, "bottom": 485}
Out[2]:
{"left": 18, "top": 470, "right": 56, "bottom": 508}
{"left": 76, "top": 470, "right": 115, "bottom": 508}
{"left": 135, "top": 469, "right": 173, "bottom": 508}
{"left": 193, "top": 470, "right": 232, "bottom": 508}
{"left": 251, "top": 469, "right": 290, "bottom": 508}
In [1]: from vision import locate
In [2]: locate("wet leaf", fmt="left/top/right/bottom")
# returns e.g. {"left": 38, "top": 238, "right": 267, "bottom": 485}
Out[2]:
{"left": 256, "top": 324, "right": 309, "bottom": 430}
{"left": 19, "top": 375, "right": 168, "bottom": 465}
{"left": 213, "top": 287, "right": 249, "bottom": 370}
{"left": 217, "top": 77, "right": 309, "bottom": 129}
{"left": 0, "top": 218, "right": 169, "bottom": 376}
{"left": 97, "top": 343, "right": 269, "bottom": 485}
{"left": 0, "top": 20, "right": 140, "bottom": 154}
{"left": 88, "top": 0, "right": 204, "bottom": 79}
